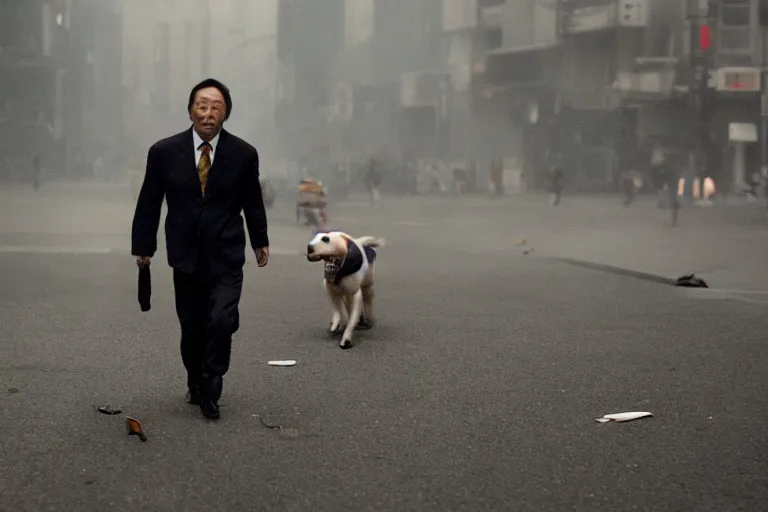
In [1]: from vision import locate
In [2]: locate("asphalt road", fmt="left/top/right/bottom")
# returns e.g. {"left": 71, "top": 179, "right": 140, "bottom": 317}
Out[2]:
{"left": 1, "top": 187, "right": 767, "bottom": 511}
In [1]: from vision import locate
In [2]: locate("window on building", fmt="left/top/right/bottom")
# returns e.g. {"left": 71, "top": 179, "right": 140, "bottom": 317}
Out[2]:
{"left": 720, "top": 3, "right": 750, "bottom": 26}
{"left": 718, "top": 27, "right": 751, "bottom": 51}
{"left": 486, "top": 27, "right": 502, "bottom": 51}
{"left": 718, "top": 0, "right": 751, "bottom": 53}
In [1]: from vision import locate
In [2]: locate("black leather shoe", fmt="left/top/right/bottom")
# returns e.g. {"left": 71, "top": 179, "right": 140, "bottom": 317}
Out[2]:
{"left": 186, "top": 387, "right": 201, "bottom": 405}
{"left": 200, "top": 399, "right": 220, "bottom": 419}
{"left": 200, "top": 376, "right": 223, "bottom": 420}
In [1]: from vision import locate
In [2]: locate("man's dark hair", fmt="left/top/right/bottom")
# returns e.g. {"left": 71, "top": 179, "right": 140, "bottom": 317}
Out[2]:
{"left": 188, "top": 78, "right": 232, "bottom": 120}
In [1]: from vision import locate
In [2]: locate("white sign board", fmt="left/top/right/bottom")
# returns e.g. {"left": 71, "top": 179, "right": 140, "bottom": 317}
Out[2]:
{"left": 619, "top": 0, "right": 649, "bottom": 27}
{"left": 716, "top": 67, "right": 761, "bottom": 92}
{"left": 728, "top": 123, "right": 758, "bottom": 142}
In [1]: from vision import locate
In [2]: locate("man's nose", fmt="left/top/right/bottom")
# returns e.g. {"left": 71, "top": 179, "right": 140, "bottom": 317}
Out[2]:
{"left": 307, "top": 245, "right": 314, "bottom": 254}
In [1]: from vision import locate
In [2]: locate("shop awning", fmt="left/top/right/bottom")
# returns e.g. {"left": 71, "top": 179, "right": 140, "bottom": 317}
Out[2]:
{"left": 486, "top": 41, "right": 558, "bottom": 56}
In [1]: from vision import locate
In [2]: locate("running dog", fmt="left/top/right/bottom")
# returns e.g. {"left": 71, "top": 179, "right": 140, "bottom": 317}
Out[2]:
{"left": 306, "top": 231, "right": 384, "bottom": 349}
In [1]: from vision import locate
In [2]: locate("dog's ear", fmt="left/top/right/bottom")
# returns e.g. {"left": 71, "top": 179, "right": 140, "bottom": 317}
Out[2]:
{"left": 339, "top": 233, "right": 354, "bottom": 247}
{"left": 325, "top": 233, "right": 348, "bottom": 259}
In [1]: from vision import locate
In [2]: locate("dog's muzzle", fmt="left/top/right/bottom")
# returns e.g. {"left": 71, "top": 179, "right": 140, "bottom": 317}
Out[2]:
{"left": 306, "top": 245, "right": 321, "bottom": 262}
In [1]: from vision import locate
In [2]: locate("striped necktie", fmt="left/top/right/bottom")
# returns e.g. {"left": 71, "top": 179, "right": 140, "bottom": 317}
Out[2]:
{"left": 198, "top": 142, "right": 212, "bottom": 194}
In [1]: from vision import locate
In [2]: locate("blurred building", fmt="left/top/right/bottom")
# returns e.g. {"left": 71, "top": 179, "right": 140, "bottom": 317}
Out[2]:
{"left": 275, "top": 0, "right": 444, "bottom": 179}
{"left": 275, "top": 0, "right": 345, "bottom": 171}
{"left": 445, "top": 0, "right": 765, "bottom": 194}
{"left": 121, "top": 0, "right": 277, "bottom": 165}
{"left": 0, "top": 0, "right": 125, "bottom": 181}
{"left": 332, "top": 0, "right": 444, "bottom": 163}
{"left": 70, "top": 0, "right": 123, "bottom": 179}
{"left": 0, "top": 0, "right": 72, "bottom": 181}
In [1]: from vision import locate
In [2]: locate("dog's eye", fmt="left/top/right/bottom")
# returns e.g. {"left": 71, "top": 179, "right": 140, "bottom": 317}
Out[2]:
{"left": 321, "top": 236, "right": 330, "bottom": 243}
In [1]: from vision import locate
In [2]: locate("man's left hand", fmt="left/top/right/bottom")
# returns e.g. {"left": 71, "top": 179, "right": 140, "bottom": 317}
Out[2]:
{"left": 254, "top": 247, "right": 269, "bottom": 267}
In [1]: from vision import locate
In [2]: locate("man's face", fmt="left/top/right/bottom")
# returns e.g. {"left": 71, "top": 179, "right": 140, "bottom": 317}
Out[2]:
{"left": 189, "top": 86, "right": 227, "bottom": 141}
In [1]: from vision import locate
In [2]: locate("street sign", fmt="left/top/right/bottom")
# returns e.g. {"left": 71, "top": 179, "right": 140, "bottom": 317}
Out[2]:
{"left": 716, "top": 67, "right": 761, "bottom": 92}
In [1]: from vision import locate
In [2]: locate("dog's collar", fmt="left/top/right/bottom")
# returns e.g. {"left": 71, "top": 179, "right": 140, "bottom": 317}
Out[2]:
{"left": 324, "top": 240, "right": 364, "bottom": 285}
{"left": 324, "top": 258, "right": 342, "bottom": 282}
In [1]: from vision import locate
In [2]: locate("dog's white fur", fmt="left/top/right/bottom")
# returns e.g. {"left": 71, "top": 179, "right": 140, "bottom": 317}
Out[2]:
{"left": 306, "top": 231, "right": 385, "bottom": 349}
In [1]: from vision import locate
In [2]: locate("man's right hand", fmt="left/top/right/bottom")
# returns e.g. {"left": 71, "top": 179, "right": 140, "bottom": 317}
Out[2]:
{"left": 136, "top": 256, "right": 151, "bottom": 268}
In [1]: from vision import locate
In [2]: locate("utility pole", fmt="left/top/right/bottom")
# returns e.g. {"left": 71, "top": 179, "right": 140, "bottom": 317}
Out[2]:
{"left": 688, "top": 0, "right": 712, "bottom": 201}
{"left": 554, "top": 0, "right": 573, "bottom": 170}
{"left": 761, "top": 32, "right": 767, "bottom": 203}
{"left": 760, "top": 0, "right": 768, "bottom": 207}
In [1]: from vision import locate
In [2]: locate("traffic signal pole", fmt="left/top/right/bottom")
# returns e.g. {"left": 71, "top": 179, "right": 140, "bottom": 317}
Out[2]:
{"left": 761, "top": 7, "right": 768, "bottom": 207}
{"left": 688, "top": 5, "right": 713, "bottom": 201}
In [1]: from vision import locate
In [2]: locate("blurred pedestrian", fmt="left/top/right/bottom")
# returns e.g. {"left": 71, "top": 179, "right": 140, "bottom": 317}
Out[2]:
{"left": 621, "top": 169, "right": 636, "bottom": 207}
{"left": 549, "top": 165, "right": 563, "bottom": 207}
{"left": 365, "top": 155, "right": 382, "bottom": 206}
{"left": 655, "top": 150, "right": 680, "bottom": 226}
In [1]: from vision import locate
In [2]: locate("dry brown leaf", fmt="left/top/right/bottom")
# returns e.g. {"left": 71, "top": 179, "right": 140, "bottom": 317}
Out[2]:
{"left": 126, "top": 416, "right": 147, "bottom": 442}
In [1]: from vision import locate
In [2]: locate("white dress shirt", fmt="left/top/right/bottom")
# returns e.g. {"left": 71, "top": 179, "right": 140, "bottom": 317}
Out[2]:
{"left": 193, "top": 129, "right": 220, "bottom": 167}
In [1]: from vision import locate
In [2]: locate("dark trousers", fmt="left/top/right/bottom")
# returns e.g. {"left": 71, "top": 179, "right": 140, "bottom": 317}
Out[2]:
{"left": 173, "top": 267, "right": 243, "bottom": 390}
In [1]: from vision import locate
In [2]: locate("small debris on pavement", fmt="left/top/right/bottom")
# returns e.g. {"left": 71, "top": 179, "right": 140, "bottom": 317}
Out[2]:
{"left": 515, "top": 238, "right": 527, "bottom": 246}
{"left": 126, "top": 417, "right": 147, "bottom": 441}
{"left": 523, "top": 248, "right": 534, "bottom": 255}
{"left": 93, "top": 405, "right": 122, "bottom": 415}
{"left": 675, "top": 274, "right": 708, "bottom": 288}
{"left": 268, "top": 360, "right": 297, "bottom": 367}
{"left": 596, "top": 411, "right": 653, "bottom": 423}
{"left": 7, "top": 387, "right": 20, "bottom": 394}
{"left": 255, "top": 415, "right": 282, "bottom": 430}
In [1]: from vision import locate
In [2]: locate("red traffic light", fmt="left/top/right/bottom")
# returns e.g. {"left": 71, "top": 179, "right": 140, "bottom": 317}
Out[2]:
{"left": 699, "top": 24, "right": 711, "bottom": 52}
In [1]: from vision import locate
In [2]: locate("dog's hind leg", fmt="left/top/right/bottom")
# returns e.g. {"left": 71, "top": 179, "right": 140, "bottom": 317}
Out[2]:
{"left": 340, "top": 290, "right": 363, "bottom": 349}
{"left": 357, "top": 285, "right": 375, "bottom": 330}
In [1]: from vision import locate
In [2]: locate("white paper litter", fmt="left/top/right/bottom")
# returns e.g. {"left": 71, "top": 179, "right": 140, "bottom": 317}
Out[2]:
{"left": 268, "top": 360, "right": 297, "bottom": 367}
{"left": 595, "top": 411, "right": 653, "bottom": 423}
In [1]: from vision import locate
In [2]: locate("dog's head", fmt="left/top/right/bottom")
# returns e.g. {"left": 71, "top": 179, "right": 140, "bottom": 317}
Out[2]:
{"left": 306, "top": 231, "right": 351, "bottom": 262}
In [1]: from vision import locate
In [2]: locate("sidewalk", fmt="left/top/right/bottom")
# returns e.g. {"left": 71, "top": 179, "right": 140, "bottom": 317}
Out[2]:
{"left": 499, "top": 196, "right": 768, "bottom": 292}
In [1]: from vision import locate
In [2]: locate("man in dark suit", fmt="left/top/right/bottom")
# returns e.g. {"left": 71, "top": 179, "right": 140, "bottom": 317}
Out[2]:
{"left": 131, "top": 78, "right": 269, "bottom": 420}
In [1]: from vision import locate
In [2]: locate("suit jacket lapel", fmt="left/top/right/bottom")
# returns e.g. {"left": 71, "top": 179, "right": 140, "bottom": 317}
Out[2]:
{"left": 178, "top": 126, "right": 198, "bottom": 188}
{"left": 211, "top": 129, "right": 229, "bottom": 170}
{"left": 205, "top": 129, "right": 230, "bottom": 193}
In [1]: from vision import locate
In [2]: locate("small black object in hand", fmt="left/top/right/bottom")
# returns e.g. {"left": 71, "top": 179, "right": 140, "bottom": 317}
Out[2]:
{"left": 138, "top": 266, "right": 152, "bottom": 311}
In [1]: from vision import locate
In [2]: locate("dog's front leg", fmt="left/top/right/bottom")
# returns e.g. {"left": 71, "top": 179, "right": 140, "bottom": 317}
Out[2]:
{"left": 340, "top": 290, "right": 363, "bottom": 349}
{"left": 326, "top": 285, "right": 345, "bottom": 335}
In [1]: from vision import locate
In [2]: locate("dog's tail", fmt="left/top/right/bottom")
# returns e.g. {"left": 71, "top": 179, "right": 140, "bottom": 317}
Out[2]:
{"left": 355, "top": 236, "right": 385, "bottom": 248}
